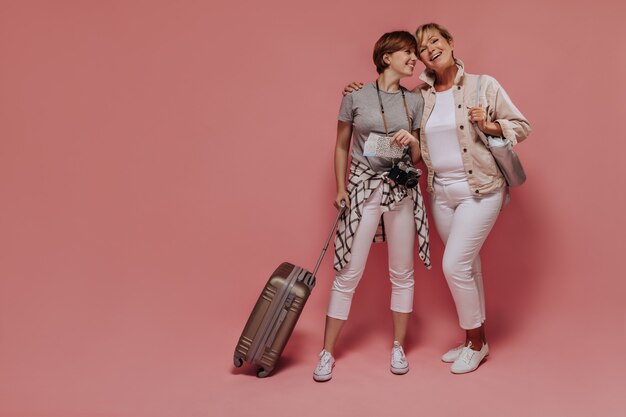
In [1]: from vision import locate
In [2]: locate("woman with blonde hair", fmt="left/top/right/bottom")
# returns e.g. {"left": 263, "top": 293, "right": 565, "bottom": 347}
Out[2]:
{"left": 345, "top": 22, "right": 531, "bottom": 373}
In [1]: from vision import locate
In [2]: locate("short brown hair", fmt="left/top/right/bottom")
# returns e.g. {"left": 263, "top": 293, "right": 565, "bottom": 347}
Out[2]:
{"left": 415, "top": 23, "right": 454, "bottom": 58}
{"left": 372, "top": 31, "right": 418, "bottom": 74}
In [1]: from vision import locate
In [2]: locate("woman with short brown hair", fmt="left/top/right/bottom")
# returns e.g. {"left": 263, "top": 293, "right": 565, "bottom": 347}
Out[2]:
{"left": 313, "top": 31, "right": 431, "bottom": 382}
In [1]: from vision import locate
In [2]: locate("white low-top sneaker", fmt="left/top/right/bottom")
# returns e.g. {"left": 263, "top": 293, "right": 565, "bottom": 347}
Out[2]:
{"left": 442, "top": 342, "right": 489, "bottom": 363}
{"left": 390, "top": 341, "right": 409, "bottom": 375}
{"left": 450, "top": 342, "right": 489, "bottom": 374}
{"left": 313, "top": 350, "right": 335, "bottom": 382}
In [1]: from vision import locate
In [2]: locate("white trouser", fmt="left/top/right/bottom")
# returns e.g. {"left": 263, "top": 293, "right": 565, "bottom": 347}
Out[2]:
{"left": 431, "top": 177, "right": 503, "bottom": 329}
{"left": 327, "top": 184, "right": 415, "bottom": 320}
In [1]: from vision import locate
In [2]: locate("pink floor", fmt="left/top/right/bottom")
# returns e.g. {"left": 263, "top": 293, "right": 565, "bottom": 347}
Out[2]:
{"left": 1, "top": 240, "right": 623, "bottom": 417}
{"left": 214, "top": 249, "right": 625, "bottom": 417}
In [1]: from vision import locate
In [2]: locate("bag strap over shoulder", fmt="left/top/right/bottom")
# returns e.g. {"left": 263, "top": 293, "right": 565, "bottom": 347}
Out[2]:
{"left": 473, "top": 75, "right": 489, "bottom": 148}
{"left": 474, "top": 74, "right": 512, "bottom": 207}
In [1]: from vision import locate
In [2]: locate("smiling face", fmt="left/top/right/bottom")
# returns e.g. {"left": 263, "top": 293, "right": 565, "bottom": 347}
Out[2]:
{"left": 372, "top": 31, "right": 419, "bottom": 75}
{"left": 384, "top": 48, "right": 418, "bottom": 78}
{"left": 417, "top": 27, "right": 455, "bottom": 72}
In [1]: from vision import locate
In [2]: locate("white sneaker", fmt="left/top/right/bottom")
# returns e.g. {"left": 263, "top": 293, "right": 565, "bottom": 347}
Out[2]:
{"left": 450, "top": 342, "right": 489, "bottom": 374}
{"left": 441, "top": 344, "right": 465, "bottom": 363}
{"left": 442, "top": 342, "right": 489, "bottom": 363}
{"left": 390, "top": 341, "right": 409, "bottom": 375}
{"left": 313, "top": 350, "right": 335, "bottom": 382}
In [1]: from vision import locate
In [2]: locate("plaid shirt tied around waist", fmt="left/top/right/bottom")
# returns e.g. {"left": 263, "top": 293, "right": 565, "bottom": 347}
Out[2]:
{"left": 333, "top": 160, "right": 431, "bottom": 272}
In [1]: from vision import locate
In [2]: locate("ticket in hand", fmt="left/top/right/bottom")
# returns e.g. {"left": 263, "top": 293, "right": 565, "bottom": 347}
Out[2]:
{"left": 363, "top": 133, "right": 405, "bottom": 158}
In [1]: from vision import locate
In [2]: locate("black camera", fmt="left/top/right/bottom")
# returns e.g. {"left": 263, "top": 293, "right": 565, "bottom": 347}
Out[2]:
{"left": 387, "top": 161, "right": 422, "bottom": 189}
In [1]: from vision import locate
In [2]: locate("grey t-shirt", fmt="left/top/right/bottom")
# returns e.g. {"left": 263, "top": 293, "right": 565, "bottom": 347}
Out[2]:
{"left": 338, "top": 83, "right": 424, "bottom": 173}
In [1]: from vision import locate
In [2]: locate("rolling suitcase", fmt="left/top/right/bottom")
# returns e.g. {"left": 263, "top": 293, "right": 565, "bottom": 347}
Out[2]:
{"left": 233, "top": 204, "right": 345, "bottom": 377}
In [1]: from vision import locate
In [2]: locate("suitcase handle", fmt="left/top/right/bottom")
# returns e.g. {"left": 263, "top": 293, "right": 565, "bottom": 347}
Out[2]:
{"left": 311, "top": 201, "right": 346, "bottom": 278}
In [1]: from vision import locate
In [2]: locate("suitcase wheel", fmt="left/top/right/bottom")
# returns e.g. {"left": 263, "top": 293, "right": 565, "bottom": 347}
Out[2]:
{"left": 256, "top": 367, "right": 269, "bottom": 378}
{"left": 233, "top": 356, "right": 243, "bottom": 368}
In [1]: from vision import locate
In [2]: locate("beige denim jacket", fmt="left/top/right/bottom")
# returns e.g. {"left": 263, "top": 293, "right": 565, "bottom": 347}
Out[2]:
{"left": 414, "top": 60, "right": 531, "bottom": 195}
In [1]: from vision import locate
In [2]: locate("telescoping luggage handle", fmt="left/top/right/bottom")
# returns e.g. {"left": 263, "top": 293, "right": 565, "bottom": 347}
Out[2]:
{"left": 246, "top": 202, "right": 347, "bottom": 366}
{"left": 312, "top": 201, "right": 346, "bottom": 278}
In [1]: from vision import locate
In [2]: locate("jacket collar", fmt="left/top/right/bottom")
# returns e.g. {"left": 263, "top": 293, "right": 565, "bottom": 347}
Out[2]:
{"left": 419, "top": 59, "right": 465, "bottom": 88}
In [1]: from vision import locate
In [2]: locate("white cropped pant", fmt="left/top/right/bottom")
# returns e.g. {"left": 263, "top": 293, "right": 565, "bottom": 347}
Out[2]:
{"left": 327, "top": 184, "right": 415, "bottom": 320}
{"left": 431, "top": 178, "right": 503, "bottom": 329}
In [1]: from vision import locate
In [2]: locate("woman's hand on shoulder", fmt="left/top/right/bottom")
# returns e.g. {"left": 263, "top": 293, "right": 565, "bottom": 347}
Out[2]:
{"left": 342, "top": 82, "right": 364, "bottom": 96}
{"left": 391, "top": 129, "right": 418, "bottom": 147}
{"left": 335, "top": 190, "right": 350, "bottom": 210}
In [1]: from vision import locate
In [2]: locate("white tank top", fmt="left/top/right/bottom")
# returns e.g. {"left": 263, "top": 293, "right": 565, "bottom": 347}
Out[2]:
{"left": 424, "top": 88, "right": 466, "bottom": 181}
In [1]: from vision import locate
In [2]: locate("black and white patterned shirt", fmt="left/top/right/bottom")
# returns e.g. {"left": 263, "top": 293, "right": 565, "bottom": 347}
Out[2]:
{"left": 334, "top": 160, "right": 431, "bottom": 272}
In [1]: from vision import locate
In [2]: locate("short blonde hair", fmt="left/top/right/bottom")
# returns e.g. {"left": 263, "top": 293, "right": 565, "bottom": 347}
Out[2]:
{"left": 415, "top": 22, "right": 454, "bottom": 55}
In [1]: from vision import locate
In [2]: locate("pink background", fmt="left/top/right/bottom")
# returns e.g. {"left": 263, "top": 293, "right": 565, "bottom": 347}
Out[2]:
{"left": 1, "top": 0, "right": 624, "bottom": 416}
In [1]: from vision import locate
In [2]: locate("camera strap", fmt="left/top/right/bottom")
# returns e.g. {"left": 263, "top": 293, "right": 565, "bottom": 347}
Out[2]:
{"left": 375, "top": 80, "right": 413, "bottom": 137}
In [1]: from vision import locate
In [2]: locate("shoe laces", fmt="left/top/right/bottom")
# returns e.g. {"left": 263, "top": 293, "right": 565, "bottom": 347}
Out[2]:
{"left": 392, "top": 343, "right": 406, "bottom": 364}
{"left": 316, "top": 350, "right": 332, "bottom": 371}
{"left": 460, "top": 342, "right": 476, "bottom": 364}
